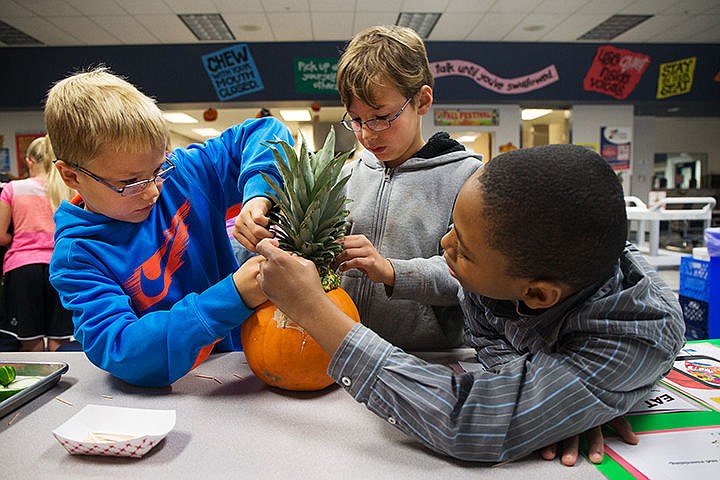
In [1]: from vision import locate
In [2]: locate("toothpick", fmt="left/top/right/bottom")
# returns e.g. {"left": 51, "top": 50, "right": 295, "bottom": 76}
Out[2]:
{"left": 8, "top": 412, "right": 20, "bottom": 425}
{"left": 55, "top": 396, "right": 73, "bottom": 406}
{"left": 99, "top": 394, "right": 113, "bottom": 399}
{"left": 233, "top": 373, "right": 244, "bottom": 380}
{"left": 194, "top": 373, "right": 222, "bottom": 384}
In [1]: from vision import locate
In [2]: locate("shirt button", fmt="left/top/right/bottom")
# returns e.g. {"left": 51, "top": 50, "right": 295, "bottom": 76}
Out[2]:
{"left": 387, "top": 416, "right": 396, "bottom": 425}
{"left": 341, "top": 376, "right": 352, "bottom": 387}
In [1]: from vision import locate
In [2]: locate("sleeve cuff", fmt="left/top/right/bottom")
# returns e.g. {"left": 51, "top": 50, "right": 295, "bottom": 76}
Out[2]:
{"left": 328, "top": 323, "right": 394, "bottom": 402}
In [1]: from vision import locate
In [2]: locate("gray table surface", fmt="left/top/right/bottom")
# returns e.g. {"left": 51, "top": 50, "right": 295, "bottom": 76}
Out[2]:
{"left": 1, "top": 351, "right": 605, "bottom": 479}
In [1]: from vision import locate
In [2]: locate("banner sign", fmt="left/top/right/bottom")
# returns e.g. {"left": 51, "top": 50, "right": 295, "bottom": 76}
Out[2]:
{"left": 600, "top": 126, "right": 632, "bottom": 170}
{"left": 294, "top": 57, "right": 338, "bottom": 94}
{"left": 657, "top": 57, "right": 696, "bottom": 99}
{"left": 202, "top": 44, "right": 264, "bottom": 101}
{"left": 430, "top": 60, "right": 558, "bottom": 94}
{"left": 433, "top": 108, "right": 499, "bottom": 126}
{"left": 583, "top": 45, "right": 650, "bottom": 100}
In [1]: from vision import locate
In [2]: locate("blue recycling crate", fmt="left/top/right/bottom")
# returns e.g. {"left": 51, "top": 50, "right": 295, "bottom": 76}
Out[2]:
{"left": 678, "top": 256, "right": 719, "bottom": 339}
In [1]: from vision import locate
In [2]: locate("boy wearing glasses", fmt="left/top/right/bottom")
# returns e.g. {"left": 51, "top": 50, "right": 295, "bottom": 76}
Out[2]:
{"left": 335, "top": 25, "right": 482, "bottom": 350}
{"left": 46, "top": 67, "right": 292, "bottom": 387}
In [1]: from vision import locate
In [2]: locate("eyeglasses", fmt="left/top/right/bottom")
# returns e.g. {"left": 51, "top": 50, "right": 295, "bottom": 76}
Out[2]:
{"left": 63, "top": 154, "right": 175, "bottom": 197}
{"left": 341, "top": 97, "right": 414, "bottom": 133}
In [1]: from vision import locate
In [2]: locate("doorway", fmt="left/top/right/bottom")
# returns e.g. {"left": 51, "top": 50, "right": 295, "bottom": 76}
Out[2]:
{"left": 521, "top": 108, "right": 571, "bottom": 147}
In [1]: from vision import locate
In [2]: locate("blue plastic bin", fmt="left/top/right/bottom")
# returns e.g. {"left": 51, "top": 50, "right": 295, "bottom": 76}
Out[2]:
{"left": 679, "top": 256, "right": 719, "bottom": 339}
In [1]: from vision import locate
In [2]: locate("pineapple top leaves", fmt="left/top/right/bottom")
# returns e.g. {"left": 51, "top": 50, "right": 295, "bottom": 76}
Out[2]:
{"left": 260, "top": 127, "right": 353, "bottom": 291}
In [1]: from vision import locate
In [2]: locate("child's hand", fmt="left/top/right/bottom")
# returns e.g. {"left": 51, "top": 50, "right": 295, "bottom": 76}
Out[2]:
{"left": 233, "top": 197, "right": 274, "bottom": 252}
{"left": 337, "top": 234, "right": 395, "bottom": 286}
{"left": 255, "top": 239, "right": 325, "bottom": 321}
{"left": 232, "top": 255, "right": 267, "bottom": 308}
{"left": 256, "top": 239, "right": 356, "bottom": 355}
{"left": 539, "top": 416, "right": 637, "bottom": 466}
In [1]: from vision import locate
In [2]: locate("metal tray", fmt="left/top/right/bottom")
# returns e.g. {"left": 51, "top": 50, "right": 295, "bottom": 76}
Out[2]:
{"left": 0, "top": 361, "right": 69, "bottom": 418}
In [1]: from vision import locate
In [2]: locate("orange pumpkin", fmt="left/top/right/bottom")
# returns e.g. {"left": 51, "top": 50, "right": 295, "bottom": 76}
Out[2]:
{"left": 241, "top": 287, "right": 360, "bottom": 391}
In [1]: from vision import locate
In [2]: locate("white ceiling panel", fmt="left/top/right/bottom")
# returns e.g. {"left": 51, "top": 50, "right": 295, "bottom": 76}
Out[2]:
{"left": 0, "top": 0, "right": 717, "bottom": 46}
{"left": 687, "top": 26, "right": 720, "bottom": 43}
{"left": 541, "top": 14, "right": 611, "bottom": 42}
{"left": 466, "top": 13, "right": 524, "bottom": 41}
{"left": 261, "top": 0, "right": 311, "bottom": 13}
{"left": 578, "top": 0, "right": 637, "bottom": 15}
{"left": 312, "top": 12, "right": 355, "bottom": 40}
{"left": 163, "top": 0, "right": 219, "bottom": 14}
{"left": 429, "top": 13, "right": 480, "bottom": 41}
{"left": 622, "top": 0, "right": 678, "bottom": 15}
{"left": 223, "top": 14, "right": 275, "bottom": 42}
{"left": 351, "top": 12, "right": 398, "bottom": 33}
{"left": 212, "top": 0, "right": 265, "bottom": 13}
{"left": 354, "top": 0, "right": 402, "bottom": 13}
{"left": 651, "top": 14, "right": 720, "bottom": 43}
{"left": 490, "top": 0, "right": 544, "bottom": 14}
{"left": 47, "top": 16, "right": 121, "bottom": 45}
{"left": 65, "top": 0, "right": 126, "bottom": 16}
{"left": 135, "top": 14, "right": 196, "bottom": 43}
{"left": 92, "top": 15, "right": 158, "bottom": 45}
{"left": 444, "top": 0, "right": 494, "bottom": 14}
{"left": 266, "top": 12, "right": 313, "bottom": 41}
{"left": 310, "top": 0, "right": 355, "bottom": 12}
{"left": 113, "top": 0, "right": 172, "bottom": 16}
{"left": 505, "top": 13, "right": 568, "bottom": 42}
{"left": 0, "top": 0, "right": 33, "bottom": 17}
{"left": 661, "top": 0, "right": 720, "bottom": 15}
{"left": 15, "top": 0, "right": 81, "bottom": 16}
{"left": 399, "top": 0, "right": 449, "bottom": 13}
{"left": 533, "top": 0, "right": 588, "bottom": 15}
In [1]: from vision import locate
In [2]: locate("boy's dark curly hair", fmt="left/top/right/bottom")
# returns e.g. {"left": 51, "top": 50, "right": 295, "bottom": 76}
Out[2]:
{"left": 477, "top": 144, "right": 627, "bottom": 290}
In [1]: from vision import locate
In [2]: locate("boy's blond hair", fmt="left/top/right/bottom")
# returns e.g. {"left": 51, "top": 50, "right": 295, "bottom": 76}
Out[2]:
{"left": 337, "top": 25, "right": 434, "bottom": 109}
{"left": 44, "top": 67, "right": 168, "bottom": 168}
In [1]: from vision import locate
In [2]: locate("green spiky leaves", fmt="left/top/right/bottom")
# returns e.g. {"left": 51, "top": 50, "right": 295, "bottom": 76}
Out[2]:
{"left": 261, "top": 127, "right": 353, "bottom": 291}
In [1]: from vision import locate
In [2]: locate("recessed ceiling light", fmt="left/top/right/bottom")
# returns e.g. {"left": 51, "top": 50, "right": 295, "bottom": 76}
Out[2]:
{"left": 521, "top": 109, "right": 553, "bottom": 121}
{"left": 178, "top": 14, "right": 235, "bottom": 41}
{"left": 577, "top": 15, "right": 653, "bottom": 41}
{"left": 192, "top": 128, "right": 221, "bottom": 137}
{"left": 395, "top": 12, "right": 441, "bottom": 39}
{"left": 163, "top": 112, "right": 198, "bottom": 124}
{"left": 280, "top": 110, "right": 312, "bottom": 122}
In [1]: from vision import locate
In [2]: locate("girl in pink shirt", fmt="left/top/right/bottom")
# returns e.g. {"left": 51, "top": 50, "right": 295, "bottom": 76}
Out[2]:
{"left": 0, "top": 136, "right": 75, "bottom": 351}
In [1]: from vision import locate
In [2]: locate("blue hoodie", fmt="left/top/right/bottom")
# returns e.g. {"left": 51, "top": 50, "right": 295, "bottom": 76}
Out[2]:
{"left": 50, "top": 117, "right": 292, "bottom": 387}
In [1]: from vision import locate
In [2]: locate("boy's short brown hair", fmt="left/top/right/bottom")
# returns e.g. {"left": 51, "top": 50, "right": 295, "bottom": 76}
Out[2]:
{"left": 336, "top": 25, "right": 434, "bottom": 109}
{"left": 44, "top": 67, "right": 168, "bottom": 168}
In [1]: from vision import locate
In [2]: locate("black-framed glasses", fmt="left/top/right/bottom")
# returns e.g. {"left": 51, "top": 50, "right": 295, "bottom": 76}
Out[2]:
{"left": 59, "top": 154, "right": 175, "bottom": 197}
{"left": 341, "top": 96, "right": 414, "bottom": 133}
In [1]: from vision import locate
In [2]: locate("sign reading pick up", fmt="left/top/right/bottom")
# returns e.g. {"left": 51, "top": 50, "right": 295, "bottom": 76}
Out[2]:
{"left": 202, "top": 44, "right": 264, "bottom": 101}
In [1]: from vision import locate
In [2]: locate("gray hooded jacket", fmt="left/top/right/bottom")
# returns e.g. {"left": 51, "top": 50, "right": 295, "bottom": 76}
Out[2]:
{"left": 340, "top": 133, "right": 482, "bottom": 349}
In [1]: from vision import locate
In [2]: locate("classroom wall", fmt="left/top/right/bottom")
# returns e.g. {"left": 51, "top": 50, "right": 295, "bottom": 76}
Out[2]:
{"left": 0, "top": 111, "right": 46, "bottom": 176}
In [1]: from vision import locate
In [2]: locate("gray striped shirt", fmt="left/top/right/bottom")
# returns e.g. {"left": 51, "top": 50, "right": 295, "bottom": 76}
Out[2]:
{"left": 327, "top": 245, "right": 686, "bottom": 462}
